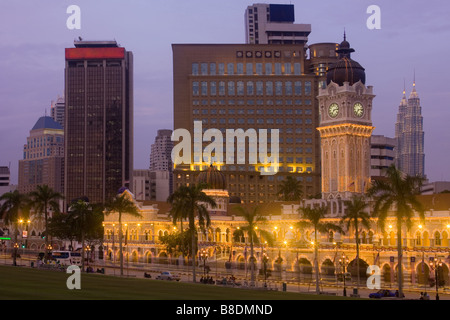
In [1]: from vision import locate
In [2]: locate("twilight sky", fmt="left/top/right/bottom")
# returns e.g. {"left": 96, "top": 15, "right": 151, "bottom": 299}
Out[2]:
{"left": 1, "top": 0, "right": 450, "bottom": 184}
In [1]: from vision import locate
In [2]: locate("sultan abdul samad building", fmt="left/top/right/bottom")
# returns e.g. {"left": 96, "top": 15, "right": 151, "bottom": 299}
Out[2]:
{"left": 103, "top": 37, "right": 450, "bottom": 288}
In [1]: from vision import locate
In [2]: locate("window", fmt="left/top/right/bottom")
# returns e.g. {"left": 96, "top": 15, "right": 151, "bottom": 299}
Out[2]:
{"left": 201, "top": 63, "right": 208, "bottom": 75}
{"left": 201, "top": 81, "right": 207, "bottom": 96}
{"left": 219, "top": 81, "right": 225, "bottom": 96}
{"left": 228, "top": 81, "right": 235, "bottom": 95}
{"left": 284, "top": 63, "right": 291, "bottom": 75}
{"left": 305, "top": 81, "right": 312, "bottom": 95}
{"left": 246, "top": 63, "right": 253, "bottom": 75}
{"left": 294, "top": 63, "right": 301, "bottom": 75}
{"left": 285, "top": 81, "right": 292, "bottom": 95}
{"left": 210, "top": 81, "right": 216, "bottom": 95}
{"left": 218, "top": 63, "right": 225, "bottom": 75}
{"left": 275, "top": 63, "right": 282, "bottom": 75}
{"left": 210, "top": 63, "right": 216, "bottom": 75}
{"left": 275, "top": 81, "right": 283, "bottom": 95}
{"left": 192, "top": 81, "right": 199, "bottom": 96}
{"left": 265, "top": 63, "right": 272, "bottom": 75}
{"left": 295, "top": 81, "right": 302, "bottom": 95}
{"left": 227, "top": 63, "right": 234, "bottom": 75}
{"left": 266, "top": 81, "right": 273, "bottom": 95}
{"left": 255, "top": 81, "right": 263, "bottom": 96}
{"left": 237, "top": 81, "right": 244, "bottom": 96}
{"left": 255, "top": 63, "right": 263, "bottom": 75}
{"left": 247, "top": 81, "right": 254, "bottom": 95}
{"left": 192, "top": 63, "right": 199, "bottom": 75}
{"left": 237, "top": 63, "right": 244, "bottom": 74}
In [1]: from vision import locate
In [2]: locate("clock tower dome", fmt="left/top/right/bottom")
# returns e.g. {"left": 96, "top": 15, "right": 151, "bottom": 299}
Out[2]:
{"left": 317, "top": 35, "right": 375, "bottom": 200}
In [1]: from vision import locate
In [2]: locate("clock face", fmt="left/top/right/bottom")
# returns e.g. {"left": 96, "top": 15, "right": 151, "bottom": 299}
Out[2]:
{"left": 328, "top": 103, "right": 339, "bottom": 118}
{"left": 353, "top": 102, "right": 364, "bottom": 117}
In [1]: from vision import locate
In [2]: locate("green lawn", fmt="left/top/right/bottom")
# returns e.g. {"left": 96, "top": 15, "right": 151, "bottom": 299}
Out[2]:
{"left": 0, "top": 265, "right": 350, "bottom": 300}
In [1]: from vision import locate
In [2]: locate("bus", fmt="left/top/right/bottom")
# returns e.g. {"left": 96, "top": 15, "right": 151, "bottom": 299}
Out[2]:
{"left": 51, "top": 251, "right": 82, "bottom": 266}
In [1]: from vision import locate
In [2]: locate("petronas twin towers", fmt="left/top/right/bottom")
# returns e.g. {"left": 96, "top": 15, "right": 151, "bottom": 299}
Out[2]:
{"left": 395, "top": 81, "right": 425, "bottom": 178}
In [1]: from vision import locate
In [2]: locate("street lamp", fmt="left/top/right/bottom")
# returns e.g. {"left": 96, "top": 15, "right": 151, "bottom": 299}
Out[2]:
{"left": 200, "top": 248, "right": 208, "bottom": 279}
{"left": 339, "top": 253, "right": 350, "bottom": 296}
{"left": 430, "top": 257, "right": 443, "bottom": 300}
{"left": 262, "top": 252, "right": 269, "bottom": 288}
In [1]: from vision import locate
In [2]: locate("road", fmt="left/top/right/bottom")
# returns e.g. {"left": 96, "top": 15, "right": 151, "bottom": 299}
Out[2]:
{"left": 2, "top": 254, "right": 449, "bottom": 300}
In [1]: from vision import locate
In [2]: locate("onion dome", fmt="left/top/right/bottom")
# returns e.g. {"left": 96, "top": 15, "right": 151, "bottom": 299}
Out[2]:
{"left": 197, "top": 165, "right": 226, "bottom": 190}
{"left": 326, "top": 33, "right": 366, "bottom": 86}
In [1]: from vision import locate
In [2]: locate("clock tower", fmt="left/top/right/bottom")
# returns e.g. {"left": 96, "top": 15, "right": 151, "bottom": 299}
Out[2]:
{"left": 317, "top": 35, "right": 375, "bottom": 200}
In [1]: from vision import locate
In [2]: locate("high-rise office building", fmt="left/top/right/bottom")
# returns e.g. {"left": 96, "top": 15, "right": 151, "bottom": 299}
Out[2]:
{"left": 64, "top": 40, "right": 133, "bottom": 205}
{"left": 395, "top": 81, "right": 425, "bottom": 177}
{"left": 51, "top": 95, "right": 65, "bottom": 129}
{"left": 18, "top": 116, "right": 64, "bottom": 194}
{"left": 370, "top": 135, "right": 396, "bottom": 181}
{"left": 150, "top": 129, "right": 173, "bottom": 172}
{"left": 172, "top": 42, "right": 338, "bottom": 203}
{"left": 245, "top": 3, "right": 311, "bottom": 45}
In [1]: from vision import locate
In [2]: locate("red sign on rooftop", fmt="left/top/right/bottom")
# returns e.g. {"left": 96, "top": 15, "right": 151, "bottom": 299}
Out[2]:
{"left": 65, "top": 47, "right": 125, "bottom": 60}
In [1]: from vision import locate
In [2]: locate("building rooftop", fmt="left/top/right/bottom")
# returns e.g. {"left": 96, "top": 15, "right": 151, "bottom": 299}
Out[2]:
{"left": 31, "top": 116, "right": 63, "bottom": 131}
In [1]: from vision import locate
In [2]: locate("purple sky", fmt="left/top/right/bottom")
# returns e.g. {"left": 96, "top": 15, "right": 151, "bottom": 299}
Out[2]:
{"left": 1, "top": 0, "right": 450, "bottom": 184}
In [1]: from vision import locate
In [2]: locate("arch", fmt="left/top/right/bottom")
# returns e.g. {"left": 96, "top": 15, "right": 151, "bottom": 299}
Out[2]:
{"left": 360, "top": 231, "right": 367, "bottom": 244}
{"left": 297, "top": 257, "right": 313, "bottom": 274}
{"left": 131, "top": 250, "right": 138, "bottom": 263}
{"left": 347, "top": 258, "right": 369, "bottom": 279}
{"left": 434, "top": 231, "right": 442, "bottom": 246}
{"left": 321, "top": 258, "right": 336, "bottom": 276}
{"left": 442, "top": 231, "right": 449, "bottom": 247}
{"left": 415, "top": 231, "right": 422, "bottom": 246}
{"left": 144, "top": 251, "right": 153, "bottom": 263}
{"left": 237, "top": 255, "right": 246, "bottom": 270}
{"left": 382, "top": 264, "right": 392, "bottom": 283}
{"left": 423, "top": 231, "right": 430, "bottom": 247}
{"left": 416, "top": 262, "right": 430, "bottom": 285}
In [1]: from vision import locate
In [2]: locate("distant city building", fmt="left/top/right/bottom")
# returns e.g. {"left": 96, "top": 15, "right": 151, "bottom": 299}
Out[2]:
{"left": 18, "top": 116, "right": 64, "bottom": 194}
{"left": 133, "top": 169, "right": 173, "bottom": 202}
{"left": 245, "top": 3, "right": 311, "bottom": 45}
{"left": 50, "top": 95, "right": 65, "bottom": 129}
{"left": 421, "top": 181, "right": 450, "bottom": 195}
{"left": 395, "top": 81, "right": 425, "bottom": 177}
{"left": 0, "top": 166, "right": 9, "bottom": 187}
{"left": 133, "top": 169, "right": 151, "bottom": 201}
{"left": 370, "top": 135, "right": 396, "bottom": 180}
{"left": 150, "top": 129, "right": 173, "bottom": 172}
{"left": 64, "top": 40, "right": 133, "bottom": 205}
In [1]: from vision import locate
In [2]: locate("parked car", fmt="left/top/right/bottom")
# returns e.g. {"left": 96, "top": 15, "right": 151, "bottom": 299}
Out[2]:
{"left": 155, "top": 271, "right": 180, "bottom": 281}
{"left": 369, "top": 289, "right": 396, "bottom": 299}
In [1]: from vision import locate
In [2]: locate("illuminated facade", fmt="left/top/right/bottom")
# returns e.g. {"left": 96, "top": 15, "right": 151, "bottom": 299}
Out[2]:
{"left": 172, "top": 42, "right": 339, "bottom": 203}
{"left": 317, "top": 36, "right": 374, "bottom": 199}
{"left": 102, "top": 191, "right": 450, "bottom": 286}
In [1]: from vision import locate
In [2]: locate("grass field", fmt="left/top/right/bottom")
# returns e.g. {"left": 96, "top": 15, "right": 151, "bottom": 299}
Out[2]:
{"left": 0, "top": 265, "right": 350, "bottom": 300}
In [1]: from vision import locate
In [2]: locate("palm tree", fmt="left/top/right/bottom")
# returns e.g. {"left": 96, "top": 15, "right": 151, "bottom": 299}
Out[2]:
{"left": 232, "top": 205, "right": 274, "bottom": 286}
{"left": 29, "top": 185, "right": 64, "bottom": 260}
{"left": 0, "top": 190, "right": 30, "bottom": 266}
{"left": 341, "top": 194, "right": 371, "bottom": 289}
{"left": 167, "top": 185, "right": 190, "bottom": 232}
{"left": 277, "top": 176, "right": 303, "bottom": 201}
{"left": 167, "top": 183, "right": 216, "bottom": 282}
{"left": 104, "top": 192, "right": 141, "bottom": 276}
{"left": 68, "top": 198, "right": 93, "bottom": 272}
{"left": 367, "top": 164, "right": 425, "bottom": 298}
{"left": 297, "top": 204, "right": 343, "bottom": 295}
